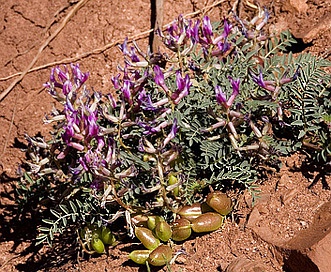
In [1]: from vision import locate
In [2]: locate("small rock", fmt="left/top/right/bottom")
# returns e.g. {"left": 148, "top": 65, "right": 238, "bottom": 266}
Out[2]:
{"left": 299, "top": 220, "right": 307, "bottom": 228}
{"left": 280, "top": 188, "right": 299, "bottom": 205}
{"left": 246, "top": 207, "right": 261, "bottom": 228}
{"left": 289, "top": 0, "right": 308, "bottom": 14}
{"left": 277, "top": 174, "right": 291, "bottom": 189}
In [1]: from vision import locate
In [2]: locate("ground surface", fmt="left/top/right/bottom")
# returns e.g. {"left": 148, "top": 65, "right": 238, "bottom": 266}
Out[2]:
{"left": 0, "top": 0, "right": 330, "bottom": 271}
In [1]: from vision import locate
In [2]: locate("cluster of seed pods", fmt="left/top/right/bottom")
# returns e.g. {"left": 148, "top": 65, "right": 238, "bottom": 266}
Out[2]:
{"left": 79, "top": 224, "right": 117, "bottom": 254}
{"left": 129, "top": 191, "right": 233, "bottom": 266}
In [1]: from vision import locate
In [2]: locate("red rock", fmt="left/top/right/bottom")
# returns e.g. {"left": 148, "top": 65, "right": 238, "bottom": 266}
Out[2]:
{"left": 283, "top": 201, "right": 331, "bottom": 272}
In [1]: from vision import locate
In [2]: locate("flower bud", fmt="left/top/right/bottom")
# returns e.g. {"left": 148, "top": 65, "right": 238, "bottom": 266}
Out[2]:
{"left": 191, "top": 212, "right": 224, "bottom": 233}
{"left": 134, "top": 227, "right": 160, "bottom": 250}
{"left": 206, "top": 191, "right": 233, "bottom": 216}
{"left": 148, "top": 244, "right": 172, "bottom": 266}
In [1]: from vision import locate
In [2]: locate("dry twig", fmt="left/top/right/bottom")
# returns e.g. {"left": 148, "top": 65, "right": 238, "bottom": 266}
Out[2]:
{"left": 0, "top": 0, "right": 90, "bottom": 102}
{"left": 9, "top": 2, "right": 73, "bottom": 62}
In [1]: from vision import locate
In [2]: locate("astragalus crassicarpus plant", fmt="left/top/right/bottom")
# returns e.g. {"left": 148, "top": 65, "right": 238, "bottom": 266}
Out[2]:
{"left": 17, "top": 8, "right": 330, "bottom": 266}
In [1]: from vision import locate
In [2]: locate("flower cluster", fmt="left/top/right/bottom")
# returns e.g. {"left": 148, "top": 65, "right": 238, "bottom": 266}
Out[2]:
{"left": 158, "top": 15, "right": 233, "bottom": 58}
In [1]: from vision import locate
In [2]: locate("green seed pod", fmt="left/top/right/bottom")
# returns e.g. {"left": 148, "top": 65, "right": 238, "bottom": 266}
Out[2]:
{"left": 129, "top": 250, "right": 151, "bottom": 265}
{"left": 178, "top": 203, "right": 202, "bottom": 222}
{"left": 191, "top": 212, "right": 224, "bottom": 233}
{"left": 168, "top": 174, "right": 179, "bottom": 197}
{"left": 101, "top": 227, "right": 116, "bottom": 245}
{"left": 147, "top": 215, "right": 164, "bottom": 231}
{"left": 171, "top": 218, "right": 192, "bottom": 241}
{"left": 148, "top": 244, "right": 172, "bottom": 266}
{"left": 135, "top": 227, "right": 160, "bottom": 250}
{"left": 91, "top": 238, "right": 105, "bottom": 254}
{"left": 89, "top": 224, "right": 102, "bottom": 239}
{"left": 206, "top": 191, "right": 233, "bottom": 216}
{"left": 154, "top": 221, "right": 172, "bottom": 242}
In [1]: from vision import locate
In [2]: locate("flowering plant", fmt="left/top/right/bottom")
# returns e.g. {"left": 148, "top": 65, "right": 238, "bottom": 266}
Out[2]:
{"left": 18, "top": 10, "right": 330, "bottom": 256}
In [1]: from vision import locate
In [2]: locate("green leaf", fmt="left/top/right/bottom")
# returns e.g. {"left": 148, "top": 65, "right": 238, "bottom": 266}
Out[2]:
{"left": 50, "top": 209, "right": 61, "bottom": 218}
{"left": 42, "top": 219, "right": 54, "bottom": 225}
{"left": 69, "top": 201, "right": 77, "bottom": 213}
{"left": 59, "top": 204, "right": 69, "bottom": 215}
{"left": 298, "top": 130, "right": 306, "bottom": 139}
{"left": 291, "top": 120, "right": 304, "bottom": 126}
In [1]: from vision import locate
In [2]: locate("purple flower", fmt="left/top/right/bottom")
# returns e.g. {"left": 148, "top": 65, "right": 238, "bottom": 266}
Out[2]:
{"left": 107, "top": 93, "right": 117, "bottom": 108}
{"left": 68, "top": 141, "right": 85, "bottom": 151}
{"left": 223, "top": 19, "right": 232, "bottom": 38}
{"left": 45, "top": 64, "right": 89, "bottom": 99}
{"left": 213, "top": 19, "right": 232, "bottom": 45}
{"left": 215, "top": 77, "right": 240, "bottom": 108}
{"left": 161, "top": 15, "right": 191, "bottom": 50}
{"left": 227, "top": 77, "right": 240, "bottom": 107}
{"left": 122, "top": 79, "right": 133, "bottom": 104}
{"left": 212, "top": 41, "right": 230, "bottom": 56}
{"left": 279, "top": 66, "right": 300, "bottom": 84}
{"left": 229, "top": 77, "right": 240, "bottom": 96}
{"left": 79, "top": 157, "right": 88, "bottom": 171}
{"left": 176, "top": 70, "right": 186, "bottom": 91}
{"left": 128, "top": 46, "right": 140, "bottom": 62}
{"left": 63, "top": 123, "right": 75, "bottom": 143}
{"left": 250, "top": 69, "right": 276, "bottom": 91}
{"left": 137, "top": 119, "right": 168, "bottom": 135}
{"left": 154, "top": 65, "right": 165, "bottom": 86}
{"left": 49, "top": 67, "right": 56, "bottom": 84}
{"left": 215, "top": 85, "right": 227, "bottom": 105}
{"left": 63, "top": 80, "right": 73, "bottom": 95}
{"left": 163, "top": 118, "right": 178, "bottom": 147}
{"left": 55, "top": 66, "right": 69, "bottom": 83}
{"left": 120, "top": 38, "right": 141, "bottom": 63}
{"left": 202, "top": 16, "right": 213, "bottom": 44}
{"left": 171, "top": 71, "right": 191, "bottom": 104}
{"left": 256, "top": 8, "right": 270, "bottom": 31}
{"left": 167, "top": 20, "right": 179, "bottom": 40}
{"left": 71, "top": 63, "right": 89, "bottom": 87}
{"left": 189, "top": 19, "right": 200, "bottom": 43}
{"left": 48, "top": 66, "right": 70, "bottom": 95}
{"left": 138, "top": 89, "right": 156, "bottom": 111}
{"left": 105, "top": 138, "right": 118, "bottom": 166}
{"left": 119, "top": 37, "right": 129, "bottom": 54}
{"left": 154, "top": 65, "right": 169, "bottom": 92}
{"left": 96, "top": 136, "right": 105, "bottom": 151}
{"left": 86, "top": 109, "right": 99, "bottom": 140}
{"left": 62, "top": 106, "right": 79, "bottom": 144}
{"left": 111, "top": 74, "right": 121, "bottom": 89}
